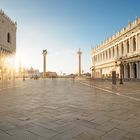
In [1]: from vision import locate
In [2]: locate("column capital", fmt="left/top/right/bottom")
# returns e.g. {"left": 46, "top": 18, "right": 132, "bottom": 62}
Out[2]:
{"left": 77, "top": 48, "right": 82, "bottom": 55}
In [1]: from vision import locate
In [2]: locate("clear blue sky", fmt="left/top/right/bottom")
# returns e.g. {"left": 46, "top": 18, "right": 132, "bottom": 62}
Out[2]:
{"left": 1, "top": 0, "right": 140, "bottom": 74}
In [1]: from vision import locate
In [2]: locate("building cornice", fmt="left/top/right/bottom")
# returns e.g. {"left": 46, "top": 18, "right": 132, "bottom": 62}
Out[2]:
{"left": 92, "top": 17, "right": 140, "bottom": 55}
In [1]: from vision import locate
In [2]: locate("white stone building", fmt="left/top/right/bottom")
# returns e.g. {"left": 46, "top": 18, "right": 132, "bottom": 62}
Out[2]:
{"left": 91, "top": 18, "right": 140, "bottom": 80}
{"left": 0, "top": 10, "right": 17, "bottom": 80}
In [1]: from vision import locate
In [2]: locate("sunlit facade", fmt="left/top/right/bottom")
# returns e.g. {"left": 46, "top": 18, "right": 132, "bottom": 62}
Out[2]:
{"left": 0, "top": 10, "right": 17, "bottom": 80}
{"left": 91, "top": 18, "right": 140, "bottom": 80}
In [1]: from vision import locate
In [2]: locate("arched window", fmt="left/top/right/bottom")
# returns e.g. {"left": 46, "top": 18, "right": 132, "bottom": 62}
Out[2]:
{"left": 133, "top": 37, "right": 136, "bottom": 51}
{"left": 109, "top": 49, "right": 111, "bottom": 58}
{"left": 117, "top": 45, "right": 119, "bottom": 56}
{"left": 106, "top": 50, "right": 108, "bottom": 60}
{"left": 127, "top": 40, "right": 129, "bottom": 53}
{"left": 7, "top": 32, "right": 11, "bottom": 43}
{"left": 101, "top": 53, "right": 102, "bottom": 61}
{"left": 121, "top": 43, "right": 124, "bottom": 55}
{"left": 102, "top": 53, "right": 103, "bottom": 61}
{"left": 113, "top": 47, "right": 114, "bottom": 57}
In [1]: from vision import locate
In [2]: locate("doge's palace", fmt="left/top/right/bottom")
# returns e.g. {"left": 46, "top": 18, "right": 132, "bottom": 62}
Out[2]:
{"left": 0, "top": 10, "right": 17, "bottom": 80}
{"left": 91, "top": 18, "right": 140, "bottom": 80}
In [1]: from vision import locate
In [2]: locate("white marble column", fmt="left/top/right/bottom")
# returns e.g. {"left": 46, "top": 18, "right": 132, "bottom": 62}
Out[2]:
{"left": 124, "top": 64, "right": 128, "bottom": 79}
{"left": 136, "top": 62, "right": 140, "bottom": 79}
{"left": 129, "top": 63, "right": 133, "bottom": 79}
{"left": 138, "top": 62, "right": 140, "bottom": 79}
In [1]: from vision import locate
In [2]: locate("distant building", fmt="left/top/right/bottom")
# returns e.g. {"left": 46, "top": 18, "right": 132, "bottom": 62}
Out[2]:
{"left": 65, "top": 73, "right": 76, "bottom": 78}
{"left": 82, "top": 72, "right": 91, "bottom": 78}
{"left": 0, "top": 10, "right": 17, "bottom": 80}
{"left": 28, "top": 66, "right": 34, "bottom": 78}
{"left": 34, "top": 69, "right": 40, "bottom": 77}
{"left": 24, "top": 67, "right": 40, "bottom": 79}
{"left": 91, "top": 18, "right": 140, "bottom": 79}
{"left": 45, "top": 71, "right": 57, "bottom": 78}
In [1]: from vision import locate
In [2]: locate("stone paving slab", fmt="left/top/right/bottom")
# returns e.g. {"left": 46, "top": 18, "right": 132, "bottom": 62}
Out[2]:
{"left": 81, "top": 79, "right": 140, "bottom": 100}
{"left": 101, "top": 128, "right": 128, "bottom": 140}
{"left": 0, "top": 78, "right": 140, "bottom": 139}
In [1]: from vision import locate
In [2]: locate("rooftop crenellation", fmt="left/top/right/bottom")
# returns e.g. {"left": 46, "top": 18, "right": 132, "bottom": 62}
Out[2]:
{"left": 0, "top": 9, "right": 17, "bottom": 27}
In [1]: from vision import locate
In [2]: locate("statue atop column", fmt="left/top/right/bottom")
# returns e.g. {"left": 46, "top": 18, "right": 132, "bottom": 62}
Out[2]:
{"left": 42, "top": 49, "right": 47, "bottom": 78}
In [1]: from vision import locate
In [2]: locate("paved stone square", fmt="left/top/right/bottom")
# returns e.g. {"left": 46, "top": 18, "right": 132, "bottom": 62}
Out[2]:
{"left": 0, "top": 79, "right": 140, "bottom": 140}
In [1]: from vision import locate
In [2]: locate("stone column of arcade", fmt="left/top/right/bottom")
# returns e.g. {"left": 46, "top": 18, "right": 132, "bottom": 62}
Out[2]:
{"left": 77, "top": 48, "right": 82, "bottom": 77}
{"left": 42, "top": 49, "right": 47, "bottom": 78}
{"left": 119, "top": 60, "right": 123, "bottom": 84}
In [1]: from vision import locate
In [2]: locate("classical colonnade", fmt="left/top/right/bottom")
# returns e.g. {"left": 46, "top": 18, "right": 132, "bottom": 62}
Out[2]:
{"left": 92, "top": 18, "right": 140, "bottom": 79}
{"left": 93, "top": 33, "right": 140, "bottom": 64}
{"left": 123, "top": 62, "right": 140, "bottom": 79}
